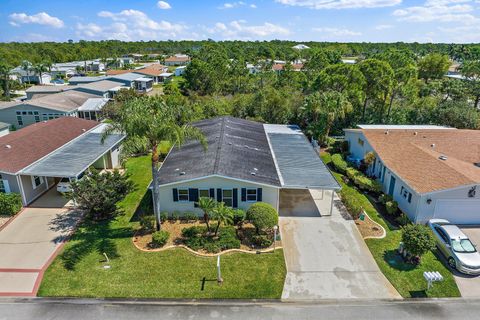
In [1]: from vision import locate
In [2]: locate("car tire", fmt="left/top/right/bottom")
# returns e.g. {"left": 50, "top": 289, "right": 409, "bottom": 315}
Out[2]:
{"left": 448, "top": 257, "right": 456, "bottom": 270}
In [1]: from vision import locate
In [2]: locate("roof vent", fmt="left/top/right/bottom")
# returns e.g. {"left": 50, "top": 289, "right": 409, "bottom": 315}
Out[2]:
{"left": 180, "top": 171, "right": 186, "bottom": 175}
{"left": 385, "top": 130, "right": 389, "bottom": 135}
{"left": 414, "top": 131, "right": 418, "bottom": 136}
{"left": 82, "top": 129, "right": 86, "bottom": 132}
{"left": 5, "top": 144, "right": 11, "bottom": 149}
{"left": 250, "top": 172, "right": 256, "bottom": 176}
{"left": 253, "top": 168, "right": 258, "bottom": 171}
{"left": 431, "top": 143, "right": 435, "bottom": 148}
{"left": 474, "top": 163, "right": 480, "bottom": 168}
{"left": 439, "top": 155, "right": 448, "bottom": 161}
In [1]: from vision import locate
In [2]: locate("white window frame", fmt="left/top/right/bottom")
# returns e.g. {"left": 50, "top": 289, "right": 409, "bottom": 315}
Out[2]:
{"left": 178, "top": 188, "right": 189, "bottom": 202}
{"left": 31, "top": 175, "right": 44, "bottom": 189}
{"left": 246, "top": 188, "right": 258, "bottom": 202}
{"left": 222, "top": 189, "right": 233, "bottom": 207}
{"left": 199, "top": 189, "right": 210, "bottom": 199}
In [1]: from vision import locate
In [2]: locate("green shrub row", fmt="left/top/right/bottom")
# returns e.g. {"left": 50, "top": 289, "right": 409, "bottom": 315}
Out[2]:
{"left": 0, "top": 193, "right": 22, "bottom": 216}
{"left": 182, "top": 226, "right": 241, "bottom": 253}
{"left": 331, "top": 153, "right": 348, "bottom": 174}
{"left": 346, "top": 167, "right": 382, "bottom": 193}
{"left": 338, "top": 189, "right": 362, "bottom": 220}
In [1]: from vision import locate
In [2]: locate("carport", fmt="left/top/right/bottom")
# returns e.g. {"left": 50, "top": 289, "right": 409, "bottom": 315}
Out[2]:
{"left": 18, "top": 123, "right": 125, "bottom": 206}
{"left": 264, "top": 124, "right": 341, "bottom": 217}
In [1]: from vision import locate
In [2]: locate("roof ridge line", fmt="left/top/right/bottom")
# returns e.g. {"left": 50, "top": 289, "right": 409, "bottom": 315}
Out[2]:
{"left": 213, "top": 117, "right": 226, "bottom": 174}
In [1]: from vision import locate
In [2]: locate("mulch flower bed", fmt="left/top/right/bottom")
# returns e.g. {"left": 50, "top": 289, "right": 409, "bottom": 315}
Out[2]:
{"left": 355, "top": 213, "right": 385, "bottom": 239}
{"left": 133, "top": 220, "right": 282, "bottom": 254}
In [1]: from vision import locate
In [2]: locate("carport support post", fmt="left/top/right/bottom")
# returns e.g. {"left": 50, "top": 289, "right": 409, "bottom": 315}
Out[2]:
{"left": 329, "top": 190, "right": 334, "bottom": 216}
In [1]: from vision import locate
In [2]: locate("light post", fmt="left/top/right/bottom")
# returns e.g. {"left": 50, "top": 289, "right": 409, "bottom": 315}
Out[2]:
{"left": 273, "top": 225, "right": 278, "bottom": 251}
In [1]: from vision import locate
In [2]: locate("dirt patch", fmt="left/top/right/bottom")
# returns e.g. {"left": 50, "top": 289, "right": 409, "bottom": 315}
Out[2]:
{"left": 355, "top": 213, "right": 385, "bottom": 239}
{"left": 0, "top": 215, "right": 12, "bottom": 229}
{"left": 133, "top": 220, "right": 282, "bottom": 253}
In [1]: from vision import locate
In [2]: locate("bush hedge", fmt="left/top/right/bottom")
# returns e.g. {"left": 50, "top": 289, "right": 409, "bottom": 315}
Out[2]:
{"left": 386, "top": 200, "right": 399, "bottom": 215}
{"left": 151, "top": 230, "right": 170, "bottom": 248}
{"left": 401, "top": 224, "right": 436, "bottom": 260}
{"left": 246, "top": 202, "right": 278, "bottom": 234}
{"left": 0, "top": 193, "right": 22, "bottom": 216}
{"left": 346, "top": 167, "right": 382, "bottom": 193}
{"left": 331, "top": 153, "right": 348, "bottom": 174}
{"left": 182, "top": 225, "right": 240, "bottom": 253}
{"left": 252, "top": 234, "right": 273, "bottom": 248}
{"left": 139, "top": 215, "right": 155, "bottom": 231}
{"left": 233, "top": 209, "right": 246, "bottom": 226}
{"left": 339, "top": 190, "right": 362, "bottom": 220}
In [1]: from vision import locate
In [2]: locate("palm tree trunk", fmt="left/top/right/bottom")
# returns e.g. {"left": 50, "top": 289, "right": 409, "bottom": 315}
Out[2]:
{"left": 387, "top": 90, "right": 396, "bottom": 123}
{"left": 214, "top": 221, "right": 221, "bottom": 236}
{"left": 204, "top": 213, "right": 211, "bottom": 232}
{"left": 4, "top": 77, "right": 10, "bottom": 99}
{"left": 152, "top": 146, "right": 161, "bottom": 231}
{"left": 362, "top": 97, "right": 368, "bottom": 121}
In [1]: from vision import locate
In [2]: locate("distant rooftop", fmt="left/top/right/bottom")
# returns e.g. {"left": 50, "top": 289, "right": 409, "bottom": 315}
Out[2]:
{"left": 356, "top": 125, "right": 454, "bottom": 130}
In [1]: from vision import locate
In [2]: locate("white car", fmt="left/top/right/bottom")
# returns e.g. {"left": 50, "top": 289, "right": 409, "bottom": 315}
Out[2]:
{"left": 428, "top": 219, "right": 480, "bottom": 275}
{"left": 56, "top": 177, "right": 72, "bottom": 193}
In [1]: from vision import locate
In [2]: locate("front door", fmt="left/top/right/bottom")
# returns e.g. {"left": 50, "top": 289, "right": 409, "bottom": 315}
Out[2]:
{"left": 388, "top": 176, "right": 396, "bottom": 196}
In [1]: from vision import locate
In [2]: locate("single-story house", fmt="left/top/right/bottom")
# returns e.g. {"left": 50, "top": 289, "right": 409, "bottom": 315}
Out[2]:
{"left": 0, "top": 90, "right": 99, "bottom": 128}
{"left": 50, "top": 66, "right": 76, "bottom": 78}
{"left": 68, "top": 76, "right": 109, "bottom": 85}
{"left": 9, "top": 67, "right": 52, "bottom": 85}
{"left": 0, "top": 117, "right": 124, "bottom": 206}
{"left": 72, "top": 80, "right": 126, "bottom": 98}
{"left": 25, "top": 85, "right": 75, "bottom": 100}
{"left": 107, "top": 72, "right": 144, "bottom": 88}
{"left": 0, "top": 122, "right": 10, "bottom": 137}
{"left": 77, "top": 98, "right": 109, "bottom": 121}
{"left": 132, "top": 64, "right": 169, "bottom": 84}
{"left": 164, "top": 55, "right": 191, "bottom": 66}
{"left": 155, "top": 116, "right": 340, "bottom": 215}
{"left": 344, "top": 125, "right": 480, "bottom": 224}
{"left": 175, "top": 66, "right": 186, "bottom": 76}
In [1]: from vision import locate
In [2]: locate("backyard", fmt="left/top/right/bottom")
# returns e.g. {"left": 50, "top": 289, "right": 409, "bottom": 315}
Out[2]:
{"left": 322, "top": 152, "right": 460, "bottom": 298}
{"left": 38, "top": 155, "right": 286, "bottom": 299}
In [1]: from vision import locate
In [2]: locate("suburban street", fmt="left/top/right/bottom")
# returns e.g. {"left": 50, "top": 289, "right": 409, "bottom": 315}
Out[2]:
{"left": 1, "top": 298, "right": 480, "bottom": 320}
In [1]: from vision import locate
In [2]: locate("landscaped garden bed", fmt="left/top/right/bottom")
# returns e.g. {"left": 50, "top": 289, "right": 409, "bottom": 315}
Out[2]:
{"left": 321, "top": 151, "right": 460, "bottom": 298}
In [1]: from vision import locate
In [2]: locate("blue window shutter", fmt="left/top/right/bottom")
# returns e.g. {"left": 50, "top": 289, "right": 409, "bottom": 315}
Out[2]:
{"left": 173, "top": 188, "right": 178, "bottom": 202}
{"left": 209, "top": 188, "right": 215, "bottom": 198}
{"left": 233, "top": 188, "right": 238, "bottom": 208}
{"left": 217, "top": 188, "right": 222, "bottom": 202}
{"left": 241, "top": 188, "right": 247, "bottom": 202}
{"left": 189, "top": 188, "right": 199, "bottom": 202}
{"left": 257, "top": 188, "right": 263, "bottom": 201}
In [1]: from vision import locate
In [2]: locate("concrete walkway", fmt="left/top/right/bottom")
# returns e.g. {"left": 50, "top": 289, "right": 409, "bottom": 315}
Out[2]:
{"left": 279, "top": 189, "right": 400, "bottom": 300}
{"left": 0, "top": 189, "right": 81, "bottom": 296}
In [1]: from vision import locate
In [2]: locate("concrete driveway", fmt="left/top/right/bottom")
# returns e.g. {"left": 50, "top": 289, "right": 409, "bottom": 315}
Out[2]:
{"left": 0, "top": 188, "right": 81, "bottom": 296}
{"left": 279, "top": 189, "right": 400, "bottom": 300}
{"left": 452, "top": 227, "right": 480, "bottom": 298}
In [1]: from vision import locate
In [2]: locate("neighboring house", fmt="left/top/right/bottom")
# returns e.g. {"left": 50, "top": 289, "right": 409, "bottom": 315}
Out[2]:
{"left": 156, "top": 116, "right": 340, "bottom": 215}
{"left": 68, "top": 76, "right": 109, "bottom": 85}
{"left": 25, "top": 85, "right": 75, "bottom": 100}
{"left": 0, "top": 90, "right": 99, "bottom": 128}
{"left": 50, "top": 66, "right": 76, "bottom": 79}
{"left": 0, "top": 122, "right": 10, "bottom": 137}
{"left": 72, "top": 80, "right": 126, "bottom": 98}
{"left": 175, "top": 66, "right": 186, "bottom": 76}
{"left": 108, "top": 72, "right": 145, "bottom": 87}
{"left": 89, "top": 61, "right": 105, "bottom": 72}
{"left": 0, "top": 117, "right": 124, "bottom": 206}
{"left": 132, "top": 64, "right": 169, "bottom": 84}
{"left": 292, "top": 44, "right": 310, "bottom": 50}
{"left": 106, "top": 69, "right": 133, "bottom": 76}
{"left": 77, "top": 98, "right": 109, "bottom": 121}
{"left": 246, "top": 63, "right": 261, "bottom": 74}
{"left": 344, "top": 125, "right": 480, "bottom": 224}
{"left": 119, "top": 57, "right": 135, "bottom": 65}
{"left": 164, "top": 54, "right": 191, "bottom": 66}
{"left": 10, "top": 67, "right": 52, "bottom": 85}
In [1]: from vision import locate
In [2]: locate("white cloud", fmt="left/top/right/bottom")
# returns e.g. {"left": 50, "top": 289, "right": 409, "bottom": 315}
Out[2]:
{"left": 312, "top": 27, "right": 362, "bottom": 36}
{"left": 374, "top": 24, "right": 393, "bottom": 30}
{"left": 275, "top": 0, "right": 401, "bottom": 9}
{"left": 77, "top": 9, "right": 187, "bottom": 40}
{"left": 219, "top": 2, "right": 257, "bottom": 9}
{"left": 157, "top": 1, "right": 172, "bottom": 9}
{"left": 206, "top": 20, "right": 290, "bottom": 39}
{"left": 9, "top": 12, "right": 64, "bottom": 28}
{"left": 393, "top": 0, "right": 478, "bottom": 24}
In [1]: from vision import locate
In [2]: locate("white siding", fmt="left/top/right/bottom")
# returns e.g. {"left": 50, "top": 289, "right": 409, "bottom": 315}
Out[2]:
{"left": 344, "top": 130, "right": 374, "bottom": 160}
{"left": 158, "top": 176, "right": 279, "bottom": 215}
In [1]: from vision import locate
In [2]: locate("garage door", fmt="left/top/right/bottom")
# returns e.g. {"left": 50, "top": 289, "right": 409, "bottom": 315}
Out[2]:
{"left": 434, "top": 200, "right": 480, "bottom": 225}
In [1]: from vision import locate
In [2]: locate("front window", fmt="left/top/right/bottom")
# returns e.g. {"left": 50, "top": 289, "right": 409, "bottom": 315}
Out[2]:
{"left": 31, "top": 175, "right": 43, "bottom": 189}
{"left": 178, "top": 189, "right": 189, "bottom": 202}
{"left": 0, "top": 175, "right": 4, "bottom": 193}
{"left": 222, "top": 189, "right": 233, "bottom": 207}
{"left": 199, "top": 189, "right": 210, "bottom": 198}
{"left": 451, "top": 239, "right": 477, "bottom": 253}
{"left": 246, "top": 188, "right": 257, "bottom": 202}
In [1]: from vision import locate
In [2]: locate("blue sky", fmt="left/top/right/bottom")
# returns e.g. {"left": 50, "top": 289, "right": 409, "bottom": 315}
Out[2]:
{"left": 1, "top": 0, "right": 479, "bottom": 43}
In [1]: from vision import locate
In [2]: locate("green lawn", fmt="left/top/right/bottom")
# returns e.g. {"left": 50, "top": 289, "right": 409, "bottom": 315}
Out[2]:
{"left": 38, "top": 156, "right": 286, "bottom": 299}
{"left": 322, "top": 152, "right": 460, "bottom": 298}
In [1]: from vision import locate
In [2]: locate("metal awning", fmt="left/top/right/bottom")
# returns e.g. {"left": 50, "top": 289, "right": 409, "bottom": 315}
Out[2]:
{"left": 264, "top": 124, "right": 341, "bottom": 190}
{"left": 21, "top": 124, "right": 125, "bottom": 178}
{"left": 78, "top": 98, "right": 109, "bottom": 112}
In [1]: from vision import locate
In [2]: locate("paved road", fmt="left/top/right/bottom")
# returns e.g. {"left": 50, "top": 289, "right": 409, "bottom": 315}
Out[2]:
{"left": 0, "top": 188, "right": 81, "bottom": 296}
{"left": 279, "top": 189, "right": 400, "bottom": 300}
{"left": 1, "top": 298, "right": 480, "bottom": 320}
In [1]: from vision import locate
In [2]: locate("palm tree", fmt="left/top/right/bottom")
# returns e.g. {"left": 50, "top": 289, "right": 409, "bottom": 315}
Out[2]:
{"left": 196, "top": 197, "right": 216, "bottom": 232}
{"left": 21, "top": 60, "right": 32, "bottom": 85}
{"left": 32, "top": 63, "right": 47, "bottom": 84}
{"left": 211, "top": 203, "right": 234, "bottom": 236}
{"left": 0, "top": 62, "right": 12, "bottom": 99}
{"left": 102, "top": 95, "right": 206, "bottom": 231}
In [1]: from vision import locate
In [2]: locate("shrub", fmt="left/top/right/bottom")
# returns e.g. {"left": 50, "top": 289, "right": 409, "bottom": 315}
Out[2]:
{"left": 181, "top": 225, "right": 205, "bottom": 238}
{"left": 170, "top": 211, "right": 180, "bottom": 221}
{"left": 183, "top": 211, "right": 198, "bottom": 222}
{"left": 139, "top": 215, "right": 155, "bottom": 231}
{"left": 203, "top": 242, "right": 221, "bottom": 253}
{"left": 182, "top": 226, "right": 240, "bottom": 253}
{"left": 331, "top": 153, "right": 347, "bottom": 174}
{"left": 151, "top": 230, "right": 170, "bottom": 248}
{"left": 379, "top": 194, "right": 393, "bottom": 204}
{"left": 386, "top": 200, "right": 399, "bottom": 215}
{"left": 233, "top": 209, "right": 246, "bottom": 226}
{"left": 252, "top": 234, "right": 273, "bottom": 248}
{"left": 339, "top": 191, "right": 362, "bottom": 219}
{"left": 354, "top": 175, "right": 382, "bottom": 193}
{"left": 0, "top": 193, "right": 22, "bottom": 216}
{"left": 160, "top": 211, "right": 168, "bottom": 222}
{"left": 401, "top": 224, "right": 436, "bottom": 261}
{"left": 346, "top": 167, "right": 359, "bottom": 180}
{"left": 396, "top": 213, "right": 411, "bottom": 226}
{"left": 364, "top": 152, "right": 376, "bottom": 166}
{"left": 246, "top": 202, "right": 279, "bottom": 234}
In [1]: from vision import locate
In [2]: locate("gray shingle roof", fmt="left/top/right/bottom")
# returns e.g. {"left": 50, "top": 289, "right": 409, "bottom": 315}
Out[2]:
{"left": 158, "top": 116, "right": 281, "bottom": 187}
{"left": 24, "top": 90, "right": 99, "bottom": 112}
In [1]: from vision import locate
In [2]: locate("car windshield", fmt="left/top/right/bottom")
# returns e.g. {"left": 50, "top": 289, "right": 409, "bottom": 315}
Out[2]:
{"left": 451, "top": 239, "right": 477, "bottom": 253}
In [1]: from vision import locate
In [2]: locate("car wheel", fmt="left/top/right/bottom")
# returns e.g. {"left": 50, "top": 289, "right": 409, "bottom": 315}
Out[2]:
{"left": 448, "top": 257, "right": 457, "bottom": 270}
